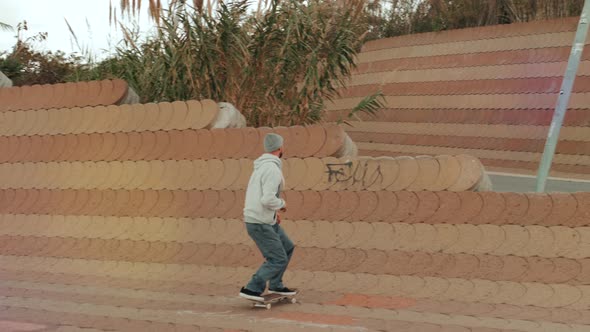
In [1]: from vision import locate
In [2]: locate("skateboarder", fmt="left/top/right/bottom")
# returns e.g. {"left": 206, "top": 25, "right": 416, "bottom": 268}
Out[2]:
{"left": 239, "top": 133, "right": 297, "bottom": 302}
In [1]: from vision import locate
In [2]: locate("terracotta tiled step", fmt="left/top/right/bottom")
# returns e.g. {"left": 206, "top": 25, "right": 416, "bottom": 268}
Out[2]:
{"left": 0, "top": 287, "right": 256, "bottom": 332}
{"left": 1, "top": 214, "right": 589, "bottom": 259}
{"left": 0, "top": 301, "right": 237, "bottom": 332}
{"left": 349, "top": 62, "right": 590, "bottom": 86}
{"left": 3, "top": 273, "right": 590, "bottom": 327}
{"left": 0, "top": 234, "right": 587, "bottom": 285}
{"left": 355, "top": 142, "right": 590, "bottom": 167}
{"left": 325, "top": 294, "right": 590, "bottom": 327}
{"left": 0, "top": 294, "right": 543, "bottom": 332}
{"left": 0, "top": 213, "right": 588, "bottom": 257}
{"left": 358, "top": 31, "right": 579, "bottom": 63}
{"left": 0, "top": 268, "right": 225, "bottom": 299}
{"left": 325, "top": 108, "right": 590, "bottom": 127}
{"left": 0, "top": 124, "right": 352, "bottom": 161}
{"left": 0, "top": 79, "right": 137, "bottom": 112}
{"left": 0, "top": 160, "right": 241, "bottom": 191}
{"left": 0, "top": 298, "right": 279, "bottom": 331}
{"left": 354, "top": 46, "right": 590, "bottom": 74}
{"left": 328, "top": 93, "right": 590, "bottom": 111}
{"left": 0, "top": 154, "right": 486, "bottom": 192}
{"left": 360, "top": 149, "right": 590, "bottom": 179}
{"left": 0, "top": 189, "right": 250, "bottom": 218}
{"left": 361, "top": 17, "right": 579, "bottom": 52}
{"left": 0, "top": 285, "right": 253, "bottom": 322}
{"left": 293, "top": 122, "right": 590, "bottom": 142}
{"left": 1, "top": 189, "right": 589, "bottom": 226}
{"left": 339, "top": 77, "right": 590, "bottom": 98}
{"left": 480, "top": 158, "right": 590, "bottom": 177}
{"left": 1, "top": 256, "right": 589, "bottom": 310}
{"left": 348, "top": 132, "right": 590, "bottom": 155}
{"left": 0, "top": 100, "right": 220, "bottom": 135}
{"left": 484, "top": 165, "right": 590, "bottom": 179}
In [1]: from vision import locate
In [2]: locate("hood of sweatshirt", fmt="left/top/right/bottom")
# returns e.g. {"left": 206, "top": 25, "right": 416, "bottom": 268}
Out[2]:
{"left": 253, "top": 153, "right": 282, "bottom": 170}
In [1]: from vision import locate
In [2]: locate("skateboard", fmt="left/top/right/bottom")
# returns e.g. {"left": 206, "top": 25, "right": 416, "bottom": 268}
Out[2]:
{"left": 248, "top": 293, "right": 297, "bottom": 310}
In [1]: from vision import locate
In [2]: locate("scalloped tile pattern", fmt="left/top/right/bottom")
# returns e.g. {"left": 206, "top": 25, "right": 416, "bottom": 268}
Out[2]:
{"left": 324, "top": 16, "right": 590, "bottom": 179}
{"left": 0, "top": 20, "right": 589, "bottom": 328}
{"left": 0, "top": 121, "right": 587, "bottom": 331}
{"left": 0, "top": 79, "right": 137, "bottom": 112}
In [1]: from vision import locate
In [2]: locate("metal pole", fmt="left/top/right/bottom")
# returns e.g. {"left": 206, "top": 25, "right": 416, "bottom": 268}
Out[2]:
{"left": 536, "top": 1, "right": 590, "bottom": 192}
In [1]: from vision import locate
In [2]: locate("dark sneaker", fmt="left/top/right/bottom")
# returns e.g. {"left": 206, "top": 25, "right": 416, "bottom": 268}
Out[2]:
{"left": 268, "top": 287, "right": 297, "bottom": 296}
{"left": 239, "top": 287, "right": 264, "bottom": 301}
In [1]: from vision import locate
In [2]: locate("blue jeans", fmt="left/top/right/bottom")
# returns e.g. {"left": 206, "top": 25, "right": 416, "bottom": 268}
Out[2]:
{"left": 245, "top": 222, "right": 294, "bottom": 293}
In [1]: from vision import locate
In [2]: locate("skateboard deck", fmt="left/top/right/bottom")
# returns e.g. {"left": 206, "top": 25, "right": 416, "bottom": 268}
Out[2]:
{"left": 248, "top": 293, "right": 297, "bottom": 310}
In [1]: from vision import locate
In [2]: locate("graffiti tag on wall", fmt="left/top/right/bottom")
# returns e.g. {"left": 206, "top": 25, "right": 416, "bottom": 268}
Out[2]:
{"left": 325, "top": 160, "right": 384, "bottom": 188}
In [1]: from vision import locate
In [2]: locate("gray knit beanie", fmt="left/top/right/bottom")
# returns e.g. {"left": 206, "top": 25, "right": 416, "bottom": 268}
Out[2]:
{"left": 264, "top": 133, "right": 284, "bottom": 152}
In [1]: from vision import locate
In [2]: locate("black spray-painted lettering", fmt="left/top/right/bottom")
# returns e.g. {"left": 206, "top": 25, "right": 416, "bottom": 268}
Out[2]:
{"left": 325, "top": 160, "right": 384, "bottom": 187}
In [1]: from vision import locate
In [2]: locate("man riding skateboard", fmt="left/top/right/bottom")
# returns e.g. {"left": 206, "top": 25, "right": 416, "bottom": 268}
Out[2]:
{"left": 239, "top": 133, "right": 297, "bottom": 302}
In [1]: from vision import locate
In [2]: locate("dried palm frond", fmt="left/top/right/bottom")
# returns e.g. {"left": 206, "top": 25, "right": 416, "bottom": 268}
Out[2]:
{"left": 0, "top": 22, "right": 12, "bottom": 31}
{"left": 115, "top": 0, "right": 215, "bottom": 24}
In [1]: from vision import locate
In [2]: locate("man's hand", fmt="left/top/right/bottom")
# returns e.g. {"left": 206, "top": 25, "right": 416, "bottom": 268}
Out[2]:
{"left": 280, "top": 201, "right": 287, "bottom": 213}
{"left": 276, "top": 213, "right": 282, "bottom": 224}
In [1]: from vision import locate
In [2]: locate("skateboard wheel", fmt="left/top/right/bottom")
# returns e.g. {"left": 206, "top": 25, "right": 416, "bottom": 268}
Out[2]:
{"left": 266, "top": 304, "right": 271, "bottom": 310}
{"left": 290, "top": 298, "right": 297, "bottom": 304}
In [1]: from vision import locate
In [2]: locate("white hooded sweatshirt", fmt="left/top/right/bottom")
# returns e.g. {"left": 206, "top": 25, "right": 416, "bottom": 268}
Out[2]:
{"left": 243, "top": 153, "right": 286, "bottom": 224}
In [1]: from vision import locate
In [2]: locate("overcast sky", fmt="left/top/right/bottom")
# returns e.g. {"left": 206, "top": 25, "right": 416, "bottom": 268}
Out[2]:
{"left": 0, "top": 0, "right": 163, "bottom": 59}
